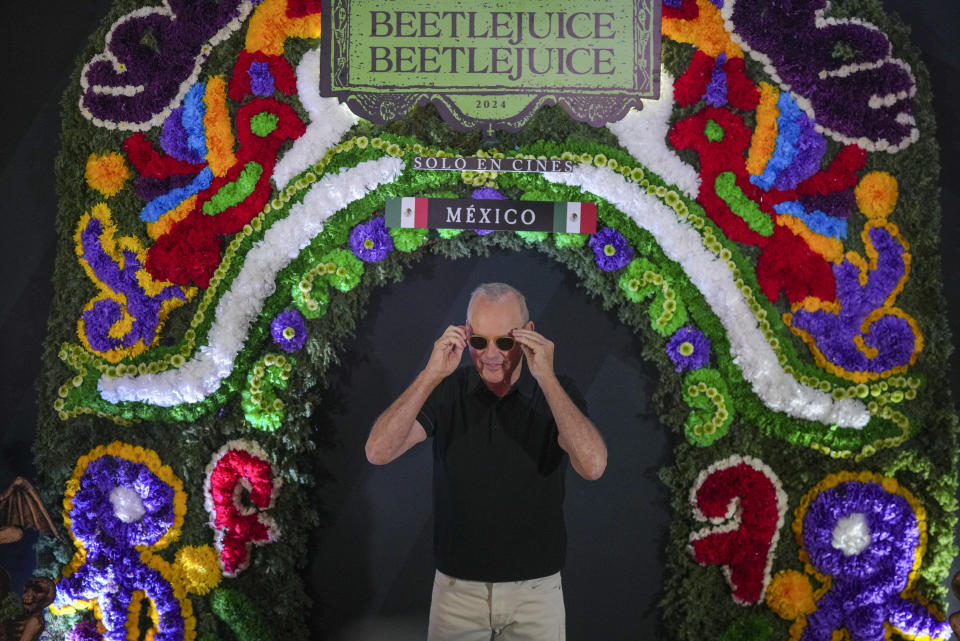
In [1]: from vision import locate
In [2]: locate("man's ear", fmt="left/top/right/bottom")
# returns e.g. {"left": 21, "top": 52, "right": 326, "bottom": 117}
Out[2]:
{"left": 526, "top": 321, "right": 534, "bottom": 331}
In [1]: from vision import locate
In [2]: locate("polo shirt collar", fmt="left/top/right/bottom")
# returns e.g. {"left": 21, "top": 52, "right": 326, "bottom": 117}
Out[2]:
{"left": 467, "top": 361, "right": 537, "bottom": 401}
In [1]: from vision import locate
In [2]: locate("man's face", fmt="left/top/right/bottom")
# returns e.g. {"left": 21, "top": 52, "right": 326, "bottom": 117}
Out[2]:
{"left": 467, "top": 294, "right": 531, "bottom": 390}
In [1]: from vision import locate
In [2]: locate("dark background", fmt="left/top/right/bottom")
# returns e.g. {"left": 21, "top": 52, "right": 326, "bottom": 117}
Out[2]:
{"left": 0, "top": 1, "right": 956, "bottom": 639}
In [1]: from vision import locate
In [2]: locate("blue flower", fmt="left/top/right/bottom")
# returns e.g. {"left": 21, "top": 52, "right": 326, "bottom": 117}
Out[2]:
{"left": 666, "top": 326, "right": 711, "bottom": 372}
{"left": 349, "top": 216, "right": 394, "bottom": 262}
{"left": 270, "top": 309, "right": 307, "bottom": 353}
{"left": 589, "top": 227, "right": 633, "bottom": 271}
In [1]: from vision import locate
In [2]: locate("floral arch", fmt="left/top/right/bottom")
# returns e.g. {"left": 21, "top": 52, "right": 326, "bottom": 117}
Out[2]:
{"left": 35, "top": 0, "right": 956, "bottom": 640}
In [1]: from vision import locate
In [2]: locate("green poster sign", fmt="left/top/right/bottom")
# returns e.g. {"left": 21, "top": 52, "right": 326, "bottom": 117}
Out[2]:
{"left": 320, "top": 0, "right": 661, "bottom": 132}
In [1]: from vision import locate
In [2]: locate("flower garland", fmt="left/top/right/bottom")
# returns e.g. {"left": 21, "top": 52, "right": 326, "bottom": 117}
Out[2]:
{"left": 72, "top": 141, "right": 867, "bottom": 429}
{"left": 96, "top": 156, "right": 404, "bottom": 406}
{"left": 544, "top": 165, "right": 869, "bottom": 429}
{"left": 54, "top": 133, "right": 930, "bottom": 459}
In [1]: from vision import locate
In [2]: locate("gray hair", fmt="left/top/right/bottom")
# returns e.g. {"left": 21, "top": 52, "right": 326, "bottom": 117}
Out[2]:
{"left": 466, "top": 283, "right": 529, "bottom": 324}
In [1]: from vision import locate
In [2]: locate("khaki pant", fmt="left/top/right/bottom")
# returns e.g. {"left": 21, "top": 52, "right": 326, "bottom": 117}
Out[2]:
{"left": 427, "top": 570, "right": 566, "bottom": 641}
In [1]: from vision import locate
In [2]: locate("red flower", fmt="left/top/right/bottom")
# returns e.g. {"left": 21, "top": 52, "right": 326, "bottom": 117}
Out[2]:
{"left": 123, "top": 133, "right": 206, "bottom": 179}
{"left": 145, "top": 98, "right": 305, "bottom": 287}
{"left": 674, "top": 51, "right": 759, "bottom": 111}
{"left": 689, "top": 459, "right": 785, "bottom": 605}
{"left": 669, "top": 106, "right": 837, "bottom": 304}
{"left": 206, "top": 446, "right": 280, "bottom": 576}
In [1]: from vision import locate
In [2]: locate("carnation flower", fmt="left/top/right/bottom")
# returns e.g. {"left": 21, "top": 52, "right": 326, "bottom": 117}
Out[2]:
{"left": 765, "top": 569, "right": 815, "bottom": 620}
{"left": 85, "top": 152, "right": 130, "bottom": 197}
{"left": 174, "top": 545, "right": 223, "bottom": 595}
{"left": 270, "top": 309, "right": 307, "bottom": 353}
{"left": 589, "top": 227, "right": 633, "bottom": 271}
{"left": 349, "top": 216, "right": 394, "bottom": 262}
{"left": 854, "top": 171, "right": 898, "bottom": 219}
{"left": 666, "top": 326, "right": 711, "bottom": 372}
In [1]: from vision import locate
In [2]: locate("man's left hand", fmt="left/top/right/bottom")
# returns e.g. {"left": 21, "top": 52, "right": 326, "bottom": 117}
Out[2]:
{"left": 511, "top": 329, "right": 555, "bottom": 382}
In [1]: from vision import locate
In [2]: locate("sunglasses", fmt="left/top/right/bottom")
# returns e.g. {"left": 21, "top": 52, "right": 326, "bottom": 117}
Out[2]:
{"left": 467, "top": 334, "right": 516, "bottom": 351}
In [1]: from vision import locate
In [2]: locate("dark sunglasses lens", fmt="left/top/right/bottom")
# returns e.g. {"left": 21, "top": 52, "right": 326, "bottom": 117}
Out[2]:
{"left": 468, "top": 336, "right": 488, "bottom": 349}
{"left": 495, "top": 337, "right": 515, "bottom": 350}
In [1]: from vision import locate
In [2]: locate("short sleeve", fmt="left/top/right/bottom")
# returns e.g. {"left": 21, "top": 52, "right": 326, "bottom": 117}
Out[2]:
{"left": 416, "top": 376, "right": 446, "bottom": 437}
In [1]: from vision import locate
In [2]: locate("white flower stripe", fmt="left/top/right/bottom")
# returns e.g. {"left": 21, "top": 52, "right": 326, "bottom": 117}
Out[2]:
{"left": 97, "top": 157, "right": 405, "bottom": 405}
{"left": 544, "top": 166, "right": 870, "bottom": 428}
{"left": 606, "top": 67, "right": 701, "bottom": 200}
{"left": 272, "top": 49, "right": 358, "bottom": 190}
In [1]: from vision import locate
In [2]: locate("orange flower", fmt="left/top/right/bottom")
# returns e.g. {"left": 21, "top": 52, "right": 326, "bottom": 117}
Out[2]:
{"left": 765, "top": 570, "right": 816, "bottom": 620}
{"left": 855, "top": 171, "right": 899, "bottom": 219}
{"left": 85, "top": 152, "right": 130, "bottom": 197}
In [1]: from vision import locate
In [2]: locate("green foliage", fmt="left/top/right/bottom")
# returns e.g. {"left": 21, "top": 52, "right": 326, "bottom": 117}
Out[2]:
{"left": 210, "top": 588, "right": 275, "bottom": 641}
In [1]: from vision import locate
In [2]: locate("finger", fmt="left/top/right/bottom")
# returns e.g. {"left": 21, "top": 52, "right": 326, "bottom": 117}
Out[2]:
{"left": 512, "top": 332, "right": 545, "bottom": 348}
{"left": 512, "top": 328, "right": 545, "bottom": 342}
{"left": 442, "top": 326, "right": 467, "bottom": 346}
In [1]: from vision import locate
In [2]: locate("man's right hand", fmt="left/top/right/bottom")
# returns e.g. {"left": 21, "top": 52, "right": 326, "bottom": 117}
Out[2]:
{"left": 424, "top": 325, "right": 467, "bottom": 380}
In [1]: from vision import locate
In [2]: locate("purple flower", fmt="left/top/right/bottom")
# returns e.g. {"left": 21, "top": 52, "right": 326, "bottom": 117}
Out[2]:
{"left": 799, "top": 480, "right": 949, "bottom": 640}
{"left": 472, "top": 186, "right": 506, "bottom": 200}
{"left": 68, "top": 620, "right": 102, "bottom": 641}
{"left": 349, "top": 216, "right": 394, "bottom": 262}
{"left": 248, "top": 61, "right": 275, "bottom": 96}
{"left": 666, "top": 326, "right": 711, "bottom": 372}
{"left": 589, "top": 227, "right": 633, "bottom": 271}
{"left": 723, "top": 0, "right": 917, "bottom": 148}
{"left": 80, "top": 1, "right": 251, "bottom": 128}
{"left": 271, "top": 309, "right": 307, "bottom": 353}
{"left": 78, "top": 215, "right": 191, "bottom": 357}
{"left": 787, "top": 226, "right": 919, "bottom": 375}
{"left": 55, "top": 455, "right": 187, "bottom": 641}
{"left": 705, "top": 53, "right": 728, "bottom": 107}
{"left": 470, "top": 186, "right": 507, "bottom": 234}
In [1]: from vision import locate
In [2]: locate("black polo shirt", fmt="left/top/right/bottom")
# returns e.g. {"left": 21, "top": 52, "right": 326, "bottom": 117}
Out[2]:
{"left": 416, "top": 364, "right": 588, "bottom": 582}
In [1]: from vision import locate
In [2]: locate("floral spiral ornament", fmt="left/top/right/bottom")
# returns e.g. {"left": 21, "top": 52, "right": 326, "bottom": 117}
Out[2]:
{"left": 788, "top": 472, "right": 949, "bottom": 641}
{"left": 53, "top": 442, "right": 194, "bottom": 641}
{"left": 204, "top": 440, "right": 281, "bottom": 576}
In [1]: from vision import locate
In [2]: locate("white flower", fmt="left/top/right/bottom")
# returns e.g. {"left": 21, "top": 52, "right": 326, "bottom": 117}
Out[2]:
{"left": 606, "top": 67, "right": 701, "bottom": 200}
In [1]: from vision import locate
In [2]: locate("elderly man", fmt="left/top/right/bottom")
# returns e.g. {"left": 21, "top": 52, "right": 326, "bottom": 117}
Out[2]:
{"left": 365, "top": 282, "right": 606, "bottom": 641}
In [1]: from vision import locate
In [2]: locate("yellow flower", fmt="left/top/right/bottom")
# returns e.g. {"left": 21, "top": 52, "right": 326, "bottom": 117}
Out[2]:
{"left": 854, "top": 171, "right": 898, "bottom": 219}
{"left": 174, "top": 545, "right": 223, "bottom": 595}
{"left": 85, "top": 152, "right": 130, "bottom": 197}
{"left": 765, "top": 570, "right": 816, "bottom": 620}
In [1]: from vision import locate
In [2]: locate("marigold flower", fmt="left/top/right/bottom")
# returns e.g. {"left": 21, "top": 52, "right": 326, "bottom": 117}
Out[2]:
{"left": 854, "top": 171, "right": 898, "bottom": 219}
{"left": 175, "top": 545, "right": 223, "bottom": 595}
{"left": 765, "top": 570, "right": 815, "bottom": 620}
{"left": 85, "top": 152, "right": 130, "bottom": 197}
